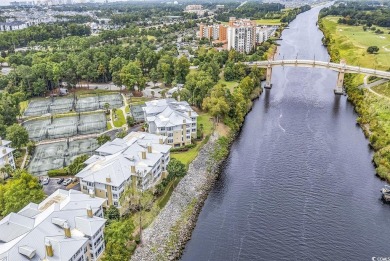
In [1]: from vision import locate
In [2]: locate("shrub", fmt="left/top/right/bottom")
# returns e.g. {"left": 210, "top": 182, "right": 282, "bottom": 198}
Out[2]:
{"left": 48, "top": 168, "right": 68, "bottom": 177}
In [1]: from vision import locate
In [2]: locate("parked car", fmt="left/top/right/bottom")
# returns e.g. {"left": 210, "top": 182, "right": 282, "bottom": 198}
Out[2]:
{"left": 57, "top": 178, "right": 64, "bottom": 184}
{"left": 63, "top": 178, "right": 72, "bottom": 186}
{"left": 42, "top": 178, "right": 50, "bottom": 185}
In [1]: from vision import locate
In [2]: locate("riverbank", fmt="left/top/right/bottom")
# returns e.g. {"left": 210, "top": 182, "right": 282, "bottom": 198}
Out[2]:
{"left": 319, "top": 16, "right": 390, "bottom": 181}
{"left": 131, "top": 132, "right": 222, "bottom": 260}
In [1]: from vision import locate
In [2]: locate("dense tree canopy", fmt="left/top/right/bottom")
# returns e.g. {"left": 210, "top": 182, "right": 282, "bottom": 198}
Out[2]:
{"left": 0, "top": 170, "right": 45, "bottom": 217}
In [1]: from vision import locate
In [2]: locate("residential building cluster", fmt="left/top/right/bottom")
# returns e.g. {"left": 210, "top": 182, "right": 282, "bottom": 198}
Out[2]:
{"left": 184, "top": 4, "right": 207, "bottom": 16}
{"left": 143, "top": 99, "right": 198, "bottom": 147}
{"left": 199, "top": 17, "right": 278, "bottom": 53}
{"left": 0, "top": 138, "right": 15, "bottom": 180}
{"left": 0, "top": 189, "right": 106, "bottom": 261}
{"left": 76, "top": 131, "right": 171, "bottom": 207}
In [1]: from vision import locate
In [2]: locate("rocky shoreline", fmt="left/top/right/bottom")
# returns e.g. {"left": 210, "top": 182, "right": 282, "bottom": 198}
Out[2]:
{"left": 131, "top": 132, "right": 224, "bottom": 261}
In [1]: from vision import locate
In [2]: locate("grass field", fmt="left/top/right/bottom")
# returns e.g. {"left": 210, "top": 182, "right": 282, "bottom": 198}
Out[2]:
{"left": 113, "top": 109, "right": 126, "bottom": 127}
{"left": 322, "top": 17, "right": 390, "bottom": 71}
{"left": 218, "top": 78, "right": 239, "bottom": 92}
{"left": 371, "top": 81, "right": 390, "bottom": 98}
{"left": 171, "top": 113, "right": 213, "bottom": 166}
{"left": 254, "top": 19, "right": 281, "bottom": 25}
{"left": 147, "top": 35, "right": 156, "bottom": 41}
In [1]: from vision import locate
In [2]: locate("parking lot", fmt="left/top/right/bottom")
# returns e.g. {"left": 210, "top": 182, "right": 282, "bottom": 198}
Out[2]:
{"left": 41, "top": 177, "right": 80, "bottom": 195}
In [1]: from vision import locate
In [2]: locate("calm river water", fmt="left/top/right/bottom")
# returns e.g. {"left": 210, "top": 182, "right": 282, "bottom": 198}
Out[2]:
{"left": 181, "top": 5, "right": 390, "bottom": 261}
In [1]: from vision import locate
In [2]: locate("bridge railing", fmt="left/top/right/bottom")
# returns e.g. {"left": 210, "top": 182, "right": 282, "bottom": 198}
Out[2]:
{"left": 244, "top": 60, "right": 390, "bottom": 79}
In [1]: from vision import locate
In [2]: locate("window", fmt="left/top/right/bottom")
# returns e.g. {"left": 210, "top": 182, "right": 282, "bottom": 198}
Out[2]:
{"left": 168, "top": 133, "right": 173, "bottom": 137}
{"left": 192, "top": 128, "right": 196, "bottom": 132}
{"left": 186, "top": 130, "right": 190, "bottom": 134}
{"left": 160, "top": 127, "right": 165, "bottom": 131}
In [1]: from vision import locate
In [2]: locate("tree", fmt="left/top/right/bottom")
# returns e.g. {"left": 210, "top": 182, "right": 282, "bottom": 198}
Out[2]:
{"left": 149, "top": 68, "right": 160, "bottom": 87}
{"left": 105, "top": 205, "right": 120, "bottom": 225}
{"left": 0, "top": 170, "right": 45, "bottom": 217}
{"left": 103, "top": 103, "right": 110, "bottom": 114}
{"left": 367, "top": 46, "right": 379, "bottom": 54}
{"left": 68, "top": 154, "right": 88, "bottom": 175}
{"left": 116, "top": 130, "right": 127, "bottom": 138}
{"left": 126, "top": 116, "right": 135, "bottom": 127}
{"left": 26, "top": 141, "right": 36, "bottom": 155}
{"left": 167, "top": 158, "right": 186, "bottom": 179}
{"left": 157, "top": 55, "right": 174, "bottom": 85}
{"left": 202, "top": 84, "right": 230, "bottom": 123}
{"left": 97, "top": 134, "right": 110, "bottom": 146}
{"left": 6, "top": 124, "right": 29, "bottom": 149}
{"left": 120, "top": 61, "right": 145, "bottom": 91}
{"left": 185, "top": 71, "right": 215, "bottom": 107}
{"left": 102, "top": 217, "right": 135, "bottom": 261}
{"left": 174, "top": 56, "right": 190, "bottom": 84}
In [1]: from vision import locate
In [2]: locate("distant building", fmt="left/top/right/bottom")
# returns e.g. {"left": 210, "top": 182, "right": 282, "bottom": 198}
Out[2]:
{"left": 0, "top": 21, "right": 28, "bottom": 32}
{"left": 76, "top": 132, "right": 171, "bottom": 206}
{"left": 227, "top": 17, "right": 257, "bottom": 53}
{"left": 143, "top": 99, "right": 198, "bottom": 147}
{"left": 184, "top": 4, "right": 206, "bottom": 16}
{"left": 0, "top": 138, "right": 15, "bottom": 178}
{"left": 0, "top": 189, "right": 106, "bottom": 261}
{"left": 199, "top": 23, "right": 228, "bottom": 41}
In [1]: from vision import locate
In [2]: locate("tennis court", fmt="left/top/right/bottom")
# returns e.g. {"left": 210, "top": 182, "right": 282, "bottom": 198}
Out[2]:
{"left": 23, "top": 112, "right": 107, "bottom": 141}
{"left": 28, "top": 138, "right": 99, "bottom": 176}
{"left": 23, "top": 93, "right": 123, "bottom": 117}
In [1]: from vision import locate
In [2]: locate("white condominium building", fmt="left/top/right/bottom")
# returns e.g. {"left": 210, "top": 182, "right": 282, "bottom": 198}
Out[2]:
{"left": 0, "top": 138, "right": 16, "bottom": 179}
{"left": 0, "top": 189, "right": 106, "bottom": 261}
{"left": 227, "top": 17, "right": 257, "bottom": 54}
{"left": 76, "top": 132, "right": 171, "bottom": 206}
{"left": 143, "top": 99, "right": 198, "bottom": 147}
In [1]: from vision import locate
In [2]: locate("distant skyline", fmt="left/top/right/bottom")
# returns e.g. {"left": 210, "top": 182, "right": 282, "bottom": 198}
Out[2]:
{"left": 0, "top": 0, "right": 132, "bottom": 6}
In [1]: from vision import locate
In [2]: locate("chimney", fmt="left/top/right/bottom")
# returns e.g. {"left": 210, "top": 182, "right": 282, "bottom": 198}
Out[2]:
{"left": 131, "top": 164, "right": 136, "bottom": 174}
{"left": 0, "top": 138, "right": 2, "bottom": 146}
{"left": 63, "top": 221, "right": 71, "bottom": 238}
{"left": 106, "top": 175, "right": 111, "bottom": 183}
{"left": 159, "top": 137, "right": 163, "bottom": 144}
{"left": 86, "top": 204, "right": 93, "bottom": 218}
{"left": 183, "top": 119, "right": 186, "bottom": 124}
{"left": 141, "top": 150, "right": 146, "bottom": 159}
{"left": 45, "top": 239, "right": 53, "bottom": 257}
{"left": 147, "top": 143, "right": 152, "bottom": 153}
{"left": 2, "top": 148, "right": 6, "bottom": 155}
{"left": 88, "top": 189, "right": 95, "bottom": 198}
{"left": 188, "top": 111, "right": 191, "bottom": 117}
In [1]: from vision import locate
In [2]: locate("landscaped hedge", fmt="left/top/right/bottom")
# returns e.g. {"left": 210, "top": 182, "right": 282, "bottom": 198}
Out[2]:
{"left": 170, "top": 143, "right": 196, "bottom": 152}
{"left": 47, "top": 168, "right": 68, "bottom": 177}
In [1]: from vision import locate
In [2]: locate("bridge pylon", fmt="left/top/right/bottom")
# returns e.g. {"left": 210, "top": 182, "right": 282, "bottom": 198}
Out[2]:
{"left": 334, "top": 60, "right": 346, "bottom": 95}
{"left": 264, "top": 64, "right": 272, "bottom": 89}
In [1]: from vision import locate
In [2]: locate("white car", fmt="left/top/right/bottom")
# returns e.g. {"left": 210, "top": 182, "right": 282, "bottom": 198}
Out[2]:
{"left": 42, "top": 178, "right": 50, "bottom": 185}
{"left": 63, "top": 178, "right": 72, "bottom": 186}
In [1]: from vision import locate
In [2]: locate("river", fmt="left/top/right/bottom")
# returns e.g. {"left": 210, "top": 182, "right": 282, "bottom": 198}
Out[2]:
{"left": 181, "top": 5, "right": 390, "bottom": 261}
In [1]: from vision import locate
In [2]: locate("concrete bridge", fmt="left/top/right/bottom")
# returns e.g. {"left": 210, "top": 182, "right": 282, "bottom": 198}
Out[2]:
{"left": 244, "top": 60, "right": 390, "bottom": 94}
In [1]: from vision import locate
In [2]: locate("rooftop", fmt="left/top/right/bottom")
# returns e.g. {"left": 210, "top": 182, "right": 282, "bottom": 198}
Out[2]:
{"left": 0, "top": 189, "right": 106, "bottom": 261}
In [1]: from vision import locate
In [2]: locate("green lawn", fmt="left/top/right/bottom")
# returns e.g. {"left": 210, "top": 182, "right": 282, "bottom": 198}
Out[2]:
{"left": 218, "top": 78, "right": 239, "bottom": 92}
{"left": 371, "top": 82, "right": 390, "bottom": 98}
{"left": 112, "top": 109, "right": 126, "bottom": 127}
{"left": 171, "top": 113, "right": 213, "bottom": 166}
{"left": 322, "top": 17, "right": 390, "bottom": 71}
{"left": 129, "top": 97, "right": 150, "bottom": 106}
{"left": 125, "top": 105, "right": 130, "bottom": 113}
{"left": 254, "top": 19, "right": 281, "bottom": 25}
{"left": 107, "top": 122, "right": 113, "bottom": 130}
